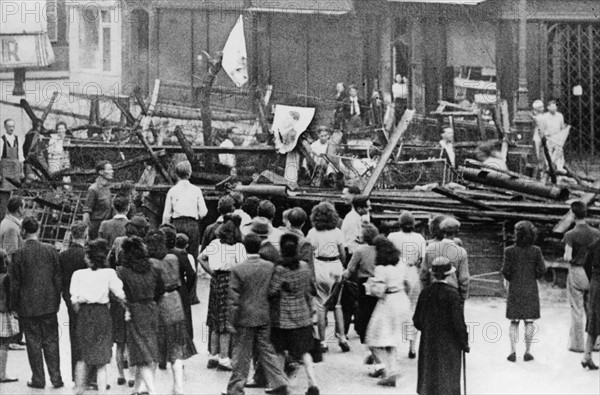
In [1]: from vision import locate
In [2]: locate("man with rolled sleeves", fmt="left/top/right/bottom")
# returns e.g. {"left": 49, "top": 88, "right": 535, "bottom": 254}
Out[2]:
{"left": 563, "top": 200, "right": 600, "bottom": 352}
{"left": 420, "top": 217, "right": 470, "bottom": 303}
{"left": 163, "top": 160, "right": 207, "bottom": 304}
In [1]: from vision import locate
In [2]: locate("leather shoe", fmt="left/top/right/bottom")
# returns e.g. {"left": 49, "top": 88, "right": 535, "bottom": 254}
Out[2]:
{"left": 52, "top": 381, "right": 64, "bottom": 389}
{"left": 506, "top": 353, "right": 516, "bottom": 362}
{"left": 368, "top": 368, "right": 386, "bottom": 378}
{"left": 265, "top": 385, "right": 290, "bottom": 395}
{"left": 27, "top": 381, "right": 45, "bottom": 389}
{"left": 408, "top": 351, "right": 416, "bottom": 359}
{"left": 581, "top": 359, "right": 599, "bottom": 370}
{"left": 523, "top": 352, "right": 534, "bottom": 362}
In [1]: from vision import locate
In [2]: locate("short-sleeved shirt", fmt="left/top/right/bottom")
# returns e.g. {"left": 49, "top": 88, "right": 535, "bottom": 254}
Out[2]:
{"left": 388, "top": 231, "right": 427, "bottom": 267}
{"left": 306, "top": 228, "right": 344, "bottom": 259}
{"left": 563, "top": 222, "right": 600, "bottom": 266}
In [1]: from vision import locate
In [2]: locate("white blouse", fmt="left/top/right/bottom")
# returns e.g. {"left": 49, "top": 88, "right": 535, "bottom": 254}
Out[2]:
{"left": 199, "top": 239, "right": 247, "bottom": 272}
{"left": 70, "top": 268, "right": 125, "bottom": 305}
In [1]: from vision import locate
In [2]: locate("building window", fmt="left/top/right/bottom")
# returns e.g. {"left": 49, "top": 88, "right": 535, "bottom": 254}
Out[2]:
{"left": 47, "top": 0, "right": 58, "bottom": 42}
{"left": 78, "top": 7, "right": 114, "bottom": 72}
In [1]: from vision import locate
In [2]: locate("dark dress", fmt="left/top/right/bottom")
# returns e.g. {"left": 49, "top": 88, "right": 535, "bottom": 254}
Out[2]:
{"left": 413, "top": 282, "right": 469, "bottom": 395}
{"left": 583, "top": 239, "right": 600, "bottom": 337}
{"left": 502, "top": 245, "right": 546, "bottom": 320}
{"left": 150, "top": 255, "right": 197, "bottom": 364}
{"left": 119, "top": 264, "right": 162, "bottom": 367}
{"left": 171, "top": 247, "right": 196, "bottom": 339}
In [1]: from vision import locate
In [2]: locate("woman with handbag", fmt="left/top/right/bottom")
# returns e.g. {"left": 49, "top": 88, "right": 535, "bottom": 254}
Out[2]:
{"left": 146, "top": 230, "right": 196, "bottom": 395}
{"left": 69, "top": 239, "right": 126, "bottom": 395}
{"left": 364, "top": 236, "right": 411, "bottom": 387}
{"left": 306, "top": 202, "right": 349, "bottom": 353}
{"left": 0, "top": 249, "right": 18, "bottom": 383}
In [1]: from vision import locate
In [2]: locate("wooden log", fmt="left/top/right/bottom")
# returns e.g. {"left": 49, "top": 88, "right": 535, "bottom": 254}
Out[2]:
{"left": 362, "top": 109, "right": 416, "bottom": 196}
{"left": 153, "top": 103, "right": 255, "bottom": 121}
{"left": 432, "top": 186, "right": 496, "bottom": 211}
{"left": 111, "top": 97, "right": 136, "bottom": 126}
{"left": 173, "top": 126, "right": 200, "bottom": 171}
{"left": 134, "top": 87, "right": 148, "bottom": 115}
{"left": 541, "top": 136, "right": 557, "bottom": 184}
{"left": 460, "top": 167, "right": 569, "bottom": 200}
{"left": 553, "top": 181, "right": 600, "bottom": 234}
{"left": 53, "top": 150, "right": 167, "bottom": 178}
{"left": 199, "top": 51, "right": 223, "bottom": 147}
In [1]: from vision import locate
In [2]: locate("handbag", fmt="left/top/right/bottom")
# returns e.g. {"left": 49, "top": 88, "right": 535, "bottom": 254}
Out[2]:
{"left": 159, "top": 290, "right": 185, "bottom": 325}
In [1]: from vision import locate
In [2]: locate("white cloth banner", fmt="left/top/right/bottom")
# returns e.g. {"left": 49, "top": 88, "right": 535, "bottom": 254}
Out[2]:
{"left": 222, "top": 15, "right": 248, "bottom": 88}
{"left": 271, "top": 105, "right": 315, "bottom": 154}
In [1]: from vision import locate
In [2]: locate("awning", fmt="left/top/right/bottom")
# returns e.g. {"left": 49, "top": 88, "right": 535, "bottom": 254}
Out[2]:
{"left": 388, "top": 0, "right": 487, "bottom": 5}
{"left": 0, "top": 33, "right": 55, "bottom": 70}
{"left": 248, "top": 0, "right": 354, "bottom": 15}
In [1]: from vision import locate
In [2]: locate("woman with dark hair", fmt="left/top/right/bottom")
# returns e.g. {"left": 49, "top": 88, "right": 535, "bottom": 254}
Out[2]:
{"left": 83, "top": 161, "right": 114, "bottom": 240}
{"left": 502, "top": 220, "right": 546, "bottom": 362}
{"left": 199, "top": 215, "right": 246, "bottom": 371}
{"left": 146, "top": 230, "right": 196, "bottom": 394}
{"left": 70, "top": 239, "right": 125, "bottom": 395}
{"left": 388, "top": 211, "right": 426, "bottom": 358}
{"left": 269, "top": 233, "right": 319, "bottom": 395}
{"left": 119, "top": 236, "right": 163, "bottom": 395}
{"left": 159, "top": 224, "right": 196, "bottom": 341}
{"left": 413, "top": 257, "right": 469, "bottom": 395}
{"left": 306, "top": 202, "right": 348, "bottom": 352}
{"left": 0, "top": 249, "right": 18, "bottom": 383}
{"left": 364, "top": 236, "right": 410, "bottom": 387}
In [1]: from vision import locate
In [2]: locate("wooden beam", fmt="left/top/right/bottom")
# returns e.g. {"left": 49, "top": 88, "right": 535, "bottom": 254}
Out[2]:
{"left": 173, "top": 126, "right": 200, "bottom": 171}
{"left": 432, "top": 186, "right": 496, "bottom": 211}
{"left": 362, "top": 109, "right": 415, "bottom": 197}
{"left": 553, "top": 181, "right": 600, "bottom": 234}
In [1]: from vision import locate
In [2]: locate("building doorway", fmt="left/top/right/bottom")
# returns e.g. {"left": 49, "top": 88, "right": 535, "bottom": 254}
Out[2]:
{"left": 546, "top": 22, "right": 600, "bottom": 158}
{"left": 131, "top": 9, "right": 149, "bottom": 96}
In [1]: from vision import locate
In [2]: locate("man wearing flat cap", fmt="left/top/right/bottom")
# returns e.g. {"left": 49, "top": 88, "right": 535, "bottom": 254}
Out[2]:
{"left": 420, "top": 217, "right": 470, "bottom": 303}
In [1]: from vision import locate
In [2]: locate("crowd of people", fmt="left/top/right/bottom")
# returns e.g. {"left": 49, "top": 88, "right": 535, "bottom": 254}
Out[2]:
{"left": 0, "top": 159, "right": 599, "bottom": 395}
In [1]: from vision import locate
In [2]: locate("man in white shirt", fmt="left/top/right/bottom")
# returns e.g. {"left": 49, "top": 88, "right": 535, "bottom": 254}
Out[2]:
{"left": 1, "top": 118, "right": 25, "bottom": 180}
{"left": 163, "top": 161, "right": 208, "bottom": 304}
{"left": 341, "top": 195, "right": 371, "bottom": 260}
{"left": 304, "top": 127, "right": 334, "bottom": 176}
{"left": 542, "top": 100, "right": 568, "bottom": 171}
{"left": 439, "top": 127, "right": 456, "bottom": 168}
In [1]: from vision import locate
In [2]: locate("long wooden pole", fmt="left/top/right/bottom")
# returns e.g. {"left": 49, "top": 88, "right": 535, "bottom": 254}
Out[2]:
{"left": 362, "top": 109, "right": 415, "bottom": 196}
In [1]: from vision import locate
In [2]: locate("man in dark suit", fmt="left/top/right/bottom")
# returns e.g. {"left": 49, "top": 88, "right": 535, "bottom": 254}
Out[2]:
{"left": 59, "top": 221, "right": 88, "bottom": 382}
{"left": 343, "top": 84, "right": 367, "bottom": 130}
{"left": 224, "top": 234, "right": 289, "bottom": 395}
{"left": 9, "top": 217, "right": 63, "bottom": 389}
{"left": 98, "top": 195, "right": 129, "bottom": 247}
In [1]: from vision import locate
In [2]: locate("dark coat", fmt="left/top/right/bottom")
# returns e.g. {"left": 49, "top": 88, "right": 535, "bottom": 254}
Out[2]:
{"left": 413, "top": 282, "right": 468, "bottom": 395}
{"left": 502, "top": 245, "right": 546, "bottom": 320}
{"left": 98, "top": 216, "right": 129, "bottom": 247}
{"left": 58, "top": 243, "right": 87, "bottom": 306}
{"left": 171, "top": 247, "right": 196, "bottom": 338}
{"left": 10, "top": 239, "right": 62, "bottom": 317}
{"left": 227, "top": 255, "right": 275, "bottom": 328}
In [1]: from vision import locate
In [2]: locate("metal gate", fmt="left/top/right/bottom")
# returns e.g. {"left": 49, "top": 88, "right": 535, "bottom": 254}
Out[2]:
{"left": 546, "top": 22, "right": 600, "bottom": 158}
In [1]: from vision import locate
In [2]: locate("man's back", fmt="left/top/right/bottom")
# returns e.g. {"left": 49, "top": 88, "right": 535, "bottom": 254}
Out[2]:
{"left": 228, "top": 256, "right": 274, "bottom": 327}
{"left": 58, "top": 243, "right": 87, "bottom": 304}
{"left": 564, "top": 222, "right": 600, "bottom": 266}
{"left": 11, "top": 239, "right": 61, "bottom": 317}
{"left": 422, "top": 239, "right": 469, "bottom": 300}
{"left": 98, "top": 216, "right": 128, "bottom": 246}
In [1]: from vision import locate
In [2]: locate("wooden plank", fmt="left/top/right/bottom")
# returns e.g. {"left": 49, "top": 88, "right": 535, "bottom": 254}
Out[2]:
{"left": 432, "top": 186, "right": 496, "bottom": 211}
{"left": 553, "top": 181, "right": 600, "bottom": 234}
{"left": 362, "top": 109, "right": 415, "bottom": 197}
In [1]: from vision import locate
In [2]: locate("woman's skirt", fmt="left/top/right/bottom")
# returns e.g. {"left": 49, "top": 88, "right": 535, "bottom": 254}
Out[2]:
{"left": 314, "top": 259, "right": 344, "bottom": 311}
{"left": 355, "top": 278, "right": 378, "bottom": 344}
{"left": 0, "top": 311, "right": 19, "bottom": 344}
{"left": 76, "top": 304, "right": 113, "bottom": 366}
{"left": 157, "top": 290, "right": 197, "bottom": 364}
{"left": 206, "top": 271, "right": 231, "bottom": 334}
{"left": 271, "top": 326, "right": 313, "bottom": 359}
{"left": 366, "top": 291, "right": 411, "bottom": 349}
{"left": 126, "top": 301, "right": 159, "bottom": 367}
{"left": 403, "top": 265, "right": 421, "bottom": 342}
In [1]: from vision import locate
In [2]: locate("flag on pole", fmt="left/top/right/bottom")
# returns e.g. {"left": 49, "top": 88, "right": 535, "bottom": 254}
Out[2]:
{"left": 222, "top": 15, "right": 248, "bottom": 88}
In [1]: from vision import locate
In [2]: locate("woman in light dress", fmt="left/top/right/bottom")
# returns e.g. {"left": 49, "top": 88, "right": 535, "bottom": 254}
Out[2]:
{"left": 365, "top": 236, "right": 411, "bottom": 387}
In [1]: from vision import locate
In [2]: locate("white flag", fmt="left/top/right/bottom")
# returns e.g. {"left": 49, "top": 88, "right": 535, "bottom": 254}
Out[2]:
{"left": 222, "top": 15, "right": 248, "bottom": 88}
